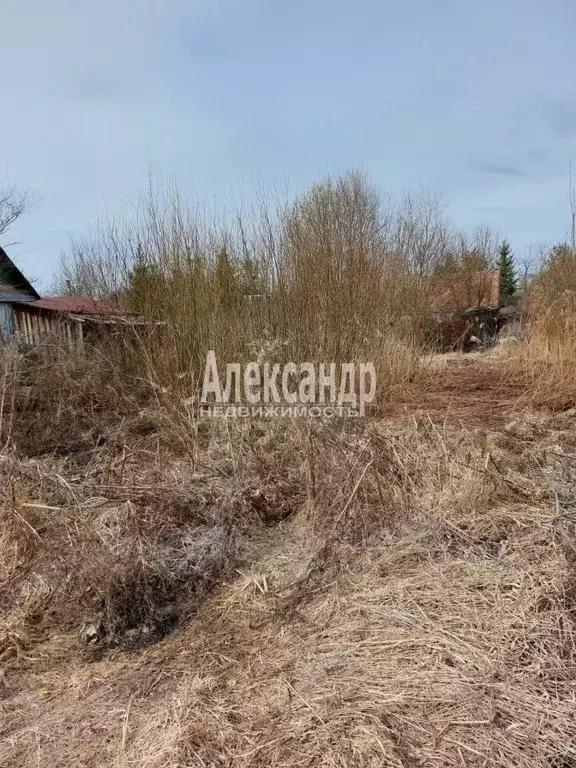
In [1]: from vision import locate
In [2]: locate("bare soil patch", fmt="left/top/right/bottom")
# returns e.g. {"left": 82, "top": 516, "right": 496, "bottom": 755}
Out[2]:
{"left": 384, "top": 354, "right": 531, "bottom": 427}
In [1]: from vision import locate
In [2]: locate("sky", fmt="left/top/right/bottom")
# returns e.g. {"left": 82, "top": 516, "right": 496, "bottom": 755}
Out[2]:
{"left": 1, "top": 0, "right": 576, "bottom": 289}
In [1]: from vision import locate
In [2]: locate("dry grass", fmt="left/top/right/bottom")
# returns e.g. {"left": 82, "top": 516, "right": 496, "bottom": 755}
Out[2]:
{"left": 512, "top": 318, "right": 576, "bottom": 410}
{"left": 0, "top": 576, "right": 51, "bottom": 664}
{"left": 100, "top": 524, "right": 236, "bottom": 649}
{"left": 4, "top": 170, "right": 575, "bottom": 766}
{"left": 1, "top": 375, "right": 576, "bottom": 766}
{"left": 510, "top": 244, "right": 576, "bottom": 410}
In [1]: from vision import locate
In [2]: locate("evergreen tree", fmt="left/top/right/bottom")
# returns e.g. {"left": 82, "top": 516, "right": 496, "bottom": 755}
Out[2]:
{"left": 213, "top": 247, "right": 240, "bottom": 307}
{"left": 128, "top": 261, "right": 163, "bottom": 315}
{"left": 498, "top": 240, "right": 517, "bottom": 303}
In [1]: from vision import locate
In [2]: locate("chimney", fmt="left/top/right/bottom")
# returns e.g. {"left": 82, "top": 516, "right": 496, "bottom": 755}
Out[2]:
{"left": 66, "top": 279, "right": 73, "bottom": 295}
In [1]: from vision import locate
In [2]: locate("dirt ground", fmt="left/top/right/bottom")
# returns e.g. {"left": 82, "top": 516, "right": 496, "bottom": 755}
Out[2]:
{"left": 383, "top": 352, "right": 530, "bottom": 427}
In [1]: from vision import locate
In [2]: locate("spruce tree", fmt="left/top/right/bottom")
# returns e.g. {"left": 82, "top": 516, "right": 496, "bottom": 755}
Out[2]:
{"left": 498, "top": 240, "right": 517, "bottom": 303}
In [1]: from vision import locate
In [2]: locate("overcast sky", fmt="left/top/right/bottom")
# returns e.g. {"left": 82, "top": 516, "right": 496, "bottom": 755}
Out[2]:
{"left": 1, "top": 0, "right": 576, "bottom": 289}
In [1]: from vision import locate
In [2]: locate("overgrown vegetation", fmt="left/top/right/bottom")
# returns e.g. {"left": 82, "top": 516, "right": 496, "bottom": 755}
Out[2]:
{"left": 55, "top": 172, "right": 512, "bottom": 395}
{"left": 3, "top": 171, "right": 576, "bottom": 767}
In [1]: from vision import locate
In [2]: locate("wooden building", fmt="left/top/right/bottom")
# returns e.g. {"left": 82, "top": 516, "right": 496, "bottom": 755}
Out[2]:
{"left": 0, "top": 246, "right": 40, "bottom": 338}
{"left": 0, "top": 247, "right": 144, "bottom": 348}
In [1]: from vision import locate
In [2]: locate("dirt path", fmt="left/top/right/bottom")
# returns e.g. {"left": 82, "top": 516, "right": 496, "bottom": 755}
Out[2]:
{"left": 383, "top": 354, "right": 529, "bottom": 427}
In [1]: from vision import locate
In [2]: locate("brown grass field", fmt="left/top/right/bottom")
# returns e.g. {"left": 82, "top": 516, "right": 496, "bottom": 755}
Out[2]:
{"left": 2, "top": 350, "right": 576, "bottom": 768}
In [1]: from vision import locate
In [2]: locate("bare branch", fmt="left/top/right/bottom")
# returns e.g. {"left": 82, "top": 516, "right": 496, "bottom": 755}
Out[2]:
{"left": 0, "top": 183, "right": 29, "bottom": 238}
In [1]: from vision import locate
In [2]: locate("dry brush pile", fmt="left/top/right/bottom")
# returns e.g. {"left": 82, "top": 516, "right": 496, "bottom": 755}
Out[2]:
{"left": 1, "top": 358, "right": 576, "bottom": 767}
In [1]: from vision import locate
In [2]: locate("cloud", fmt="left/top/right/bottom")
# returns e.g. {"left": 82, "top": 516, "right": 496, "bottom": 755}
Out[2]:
{"left": 479, "top": 163, "right": 529, "bottom": 180}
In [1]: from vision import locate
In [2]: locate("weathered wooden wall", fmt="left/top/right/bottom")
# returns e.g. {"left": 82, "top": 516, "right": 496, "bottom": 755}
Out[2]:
{"left": 0, "top": 303, "right": 14, "bottom": 338}
{"left": 13, "top": 306, "right": 84, "bottom": 348}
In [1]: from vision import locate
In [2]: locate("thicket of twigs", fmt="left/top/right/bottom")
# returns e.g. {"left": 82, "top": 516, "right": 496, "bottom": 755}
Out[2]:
{"left": 55, "top": 172, "right": 506, "bottom": 399}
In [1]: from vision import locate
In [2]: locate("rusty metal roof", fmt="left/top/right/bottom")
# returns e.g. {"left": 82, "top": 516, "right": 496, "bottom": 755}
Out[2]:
{"left": 27, "top": 297, "right": 117, "bottom": 315}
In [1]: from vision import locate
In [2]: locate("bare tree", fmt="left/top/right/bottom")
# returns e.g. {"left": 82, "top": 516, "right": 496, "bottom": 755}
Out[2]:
{"left": 519, "top": 242, "right": 548, "bottom": 293}
{"left": 391, "top": 190, "right": 452, "bottom": 277}
{"left": 0, "top": 183, "right": 29, "bottom": 239}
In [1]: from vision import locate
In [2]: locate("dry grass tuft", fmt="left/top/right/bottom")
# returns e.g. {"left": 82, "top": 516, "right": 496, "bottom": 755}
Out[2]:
{"left": 0, "top": 576, "right": 51, "bottom": 664}
{"left": 100, "top": 525, "right": 236, "bottom": 649}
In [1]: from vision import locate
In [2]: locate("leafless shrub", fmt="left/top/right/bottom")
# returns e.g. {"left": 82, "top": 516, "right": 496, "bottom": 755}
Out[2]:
{"left": 0, "top": 340, "right": 143, "bottom": 458}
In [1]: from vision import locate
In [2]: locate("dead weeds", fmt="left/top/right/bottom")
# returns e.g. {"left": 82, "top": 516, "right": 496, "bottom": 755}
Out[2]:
{"left": 1, "top": 399, "right": 576, "bottom": 766}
